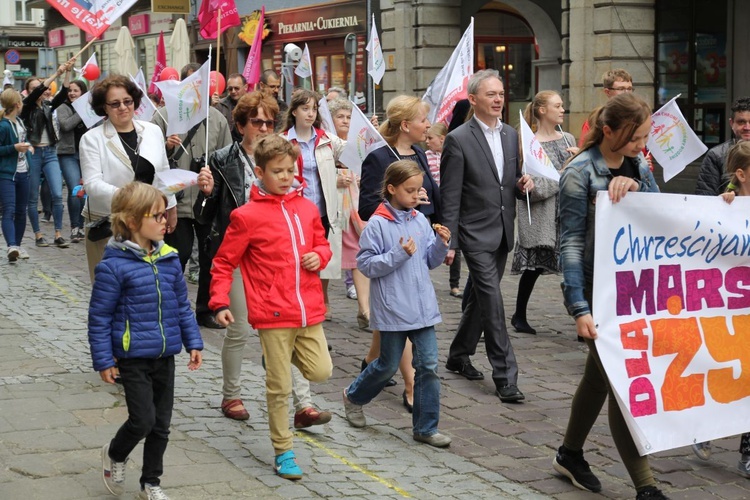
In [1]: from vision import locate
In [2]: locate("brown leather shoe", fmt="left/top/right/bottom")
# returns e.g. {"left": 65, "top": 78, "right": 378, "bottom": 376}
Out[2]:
{"left": 221, "top": 399, "right": 250, "bottom": 420}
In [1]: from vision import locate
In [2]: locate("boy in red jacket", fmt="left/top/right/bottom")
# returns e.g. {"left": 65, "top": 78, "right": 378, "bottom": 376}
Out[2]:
{"left": 209, "top": 135, "right": 333, "bottom": 480}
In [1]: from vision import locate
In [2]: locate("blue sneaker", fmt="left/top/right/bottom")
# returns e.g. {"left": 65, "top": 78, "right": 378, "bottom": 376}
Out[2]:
{"left": 274, "top": 450, "right": 303, "bottom": 480}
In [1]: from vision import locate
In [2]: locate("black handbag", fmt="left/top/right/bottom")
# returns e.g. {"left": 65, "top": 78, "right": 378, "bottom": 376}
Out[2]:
{"left": 86, "top": 216, "right": 112, "bottom": 242}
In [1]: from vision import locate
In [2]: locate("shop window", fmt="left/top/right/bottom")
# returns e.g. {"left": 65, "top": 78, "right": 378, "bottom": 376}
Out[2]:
{"left": 656, "top": 0, "right": 729, "bottom": 146}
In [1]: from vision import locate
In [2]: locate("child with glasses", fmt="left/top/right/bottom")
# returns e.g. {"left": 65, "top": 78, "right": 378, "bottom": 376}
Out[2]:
{"left": 88, "top": 181, "right": 203, "bottom": 500}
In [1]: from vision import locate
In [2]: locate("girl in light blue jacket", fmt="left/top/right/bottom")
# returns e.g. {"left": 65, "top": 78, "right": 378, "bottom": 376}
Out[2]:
{"left": 343, "top": 160, "right": 452, "bottom": 448}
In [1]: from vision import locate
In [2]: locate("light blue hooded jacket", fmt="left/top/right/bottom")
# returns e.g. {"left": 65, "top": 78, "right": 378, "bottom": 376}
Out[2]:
{"left": 356, "top": 200, "right": 449, "bottom": 332}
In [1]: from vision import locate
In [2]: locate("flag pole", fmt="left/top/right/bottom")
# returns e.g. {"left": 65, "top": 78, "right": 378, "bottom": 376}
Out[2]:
{"left": 72, "top": 37, "right": 99, "bottom": 61}
{"left": 205, "top": 45, "right": 213, "bottom": 160}
{"left": 216, "top": 9, "right": 221, "bottom": 75}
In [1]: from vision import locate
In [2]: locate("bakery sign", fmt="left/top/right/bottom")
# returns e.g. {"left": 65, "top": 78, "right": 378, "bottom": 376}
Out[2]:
{"left": 266, "top": 1, "right": 365, "bottom": 41}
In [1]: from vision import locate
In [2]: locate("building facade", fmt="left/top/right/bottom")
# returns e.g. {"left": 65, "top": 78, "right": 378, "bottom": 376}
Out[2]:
{"left": 0, "top": 0, "right": 47, "bottom": 90}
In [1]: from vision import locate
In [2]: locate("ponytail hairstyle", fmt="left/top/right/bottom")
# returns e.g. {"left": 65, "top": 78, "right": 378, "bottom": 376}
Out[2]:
{"left": 0, "top": 88, "right": 21, "bottom": 120}
{"left": 522, "top": 90, "right": 560, "bottom": 133}
{"left": 725, "top": 141, "right": 750, "bottom": 191}
{"left": 381, "top": 160, "right": 424, "bottom": 202}
{"left": 379, "top": 95, "right": 429, "bottom": 147}
{"left": 577, "top": 93, "right": 651, "bottom": 156}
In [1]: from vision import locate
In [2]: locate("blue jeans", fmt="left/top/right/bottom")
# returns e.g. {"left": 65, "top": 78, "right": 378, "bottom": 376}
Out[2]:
{"left": 27, "top": 145, "right": 64, "bottom": 233}
{"left": 58, "top": 153, "right": 83, "bottom": 229}
{"left": 0, "top": 172, "right": 29, "bottom": 247}
{"left": 346, "top": 326, "right": 441, "bottom": 436}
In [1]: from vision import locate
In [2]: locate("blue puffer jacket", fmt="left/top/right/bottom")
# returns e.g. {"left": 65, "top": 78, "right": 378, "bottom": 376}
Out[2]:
{"left": 88, "top": 239, "right": 203, "bottom": 372}
{"left": 357, "top": 201, "right": 449, "bottom": 332}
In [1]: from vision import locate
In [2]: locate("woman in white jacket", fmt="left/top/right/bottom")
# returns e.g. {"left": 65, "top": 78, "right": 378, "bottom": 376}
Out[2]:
{"left": 282, "top": 89, "right": 346, "bottom": 320}
{"left": 80, "top": 75, "right": 176, "bottom": 283}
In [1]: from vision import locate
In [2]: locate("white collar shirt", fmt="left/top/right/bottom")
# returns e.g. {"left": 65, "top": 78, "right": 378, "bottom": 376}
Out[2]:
{"left": 473, "top": 115, "right": 504, "bottom": 182}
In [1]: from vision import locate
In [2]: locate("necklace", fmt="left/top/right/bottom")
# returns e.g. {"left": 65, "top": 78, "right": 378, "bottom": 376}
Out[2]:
{"left": 117, "top": 131, "right": 140, "bottom": 154}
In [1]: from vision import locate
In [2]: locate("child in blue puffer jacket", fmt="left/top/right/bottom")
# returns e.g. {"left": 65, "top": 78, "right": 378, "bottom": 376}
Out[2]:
{"left": 343, "top": 160, "right": 452, "bottom": 448}
{"left": 87, "top": 181, "right": 203, "bottom": 500}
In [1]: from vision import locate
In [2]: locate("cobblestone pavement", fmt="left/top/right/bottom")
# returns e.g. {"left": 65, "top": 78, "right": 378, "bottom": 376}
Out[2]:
{"left": 0, "top": 221, "right": 748, "bottom": 499}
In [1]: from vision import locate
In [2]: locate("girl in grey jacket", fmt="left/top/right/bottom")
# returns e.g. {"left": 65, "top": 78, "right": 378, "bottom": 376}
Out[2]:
{"left": 343, "top": 160, "right": 452, "bottom": 448}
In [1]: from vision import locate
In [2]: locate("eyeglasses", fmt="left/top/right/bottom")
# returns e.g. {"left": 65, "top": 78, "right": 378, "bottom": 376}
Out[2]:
{"left": 144, "top": 211, "right": 168, "bottom": 223}
{"left": 607, "top": 87, "right": 634, "bottom": 93}
{"left": 248, "top": 118, "right": 274, "bottom": 128}
{"left": 106, "top": 98, "right": 135, "bottom": 109}
{"left": 227, "top": 86, "right": 243, "bottom": 92}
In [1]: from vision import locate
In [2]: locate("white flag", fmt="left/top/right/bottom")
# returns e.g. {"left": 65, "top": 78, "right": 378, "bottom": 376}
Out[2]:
{"left": 318, "top": 96, "right": 335, "bottom": 135}
{"left": 518, "top": 110, "right": 560, "bottom": 182}
{"left": 129, "top": 69, "right": 155, "bottom": 122}
{"left": 366, "top": 14, "right": 385, "bottom": 85}
{"left": 339, "top": 105, "right": 387, "bottom": 175}
{"left": 295, "top": 43, "right": 313, "bottom": 79}
{"left": 422, "top": 18, "right": 474, "bottom": 125}
{"left": 70, "top": 91, "right": 103, "bottom": 129}
{"left": 154, "top": 59, "right": 210, "bottom": 136}
{"left": 647, "top": 94, "right": 708, "bottom": 182}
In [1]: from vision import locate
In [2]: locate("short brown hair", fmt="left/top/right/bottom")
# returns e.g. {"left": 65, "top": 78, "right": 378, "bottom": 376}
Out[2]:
{"left": 381, "top": 160, "right": 424, "bottom": 201}
{"left": 110, "top": 182, "right": 167, "bottom": 242}
{"left": 233, "top": 91, "right": 279, "bottom": 127}
{"left": 602, "top": 69, "right": 633, "bottom": 89}
{"left": 253, "top": 135, "right": 299, "bottom": 170}
{"left": 90, "top": 75, "right": 143, "bottom": 117}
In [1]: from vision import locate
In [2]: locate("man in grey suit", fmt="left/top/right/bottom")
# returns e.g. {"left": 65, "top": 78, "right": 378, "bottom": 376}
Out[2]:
{"left": 440, "top": 69, "right": 534, "bottom": 403}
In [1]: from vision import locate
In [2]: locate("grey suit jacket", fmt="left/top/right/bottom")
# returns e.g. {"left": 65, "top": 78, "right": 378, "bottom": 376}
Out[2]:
{"left": 440, "top": 117, "right": 521, "bottom": 253}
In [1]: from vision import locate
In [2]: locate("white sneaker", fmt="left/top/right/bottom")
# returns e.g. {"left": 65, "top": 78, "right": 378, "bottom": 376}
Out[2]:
{"left": 101, "top": 443, "right": 127, "bottom": 496}
{"left": 343, "top": 389, "right": 366, "bottom": 428}
{"left": 138, "top": 483, "right": 170, "bottom": 500}
{"left": 18, "top": 247, "right": 29, "bottom": 259}
{"left": 7, "top": 246, "right": 19, "bottom": 262}
{"left": 346, "top": 284, "right": 358, "bottom": 300}
{"left": 691, "top": 441, "right": 712, "bottom": 461}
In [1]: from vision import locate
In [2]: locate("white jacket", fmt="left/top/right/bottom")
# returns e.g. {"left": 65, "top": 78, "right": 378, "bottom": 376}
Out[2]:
{"left": 80, "top": 119, "right": 176, "bottom": 219}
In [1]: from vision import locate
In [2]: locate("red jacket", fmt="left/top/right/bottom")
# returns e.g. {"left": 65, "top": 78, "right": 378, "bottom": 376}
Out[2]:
{"left": 209, "top": 182, "right": 332, "bottom": 329}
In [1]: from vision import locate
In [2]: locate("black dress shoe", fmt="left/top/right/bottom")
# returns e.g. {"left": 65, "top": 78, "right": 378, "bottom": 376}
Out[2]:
{"left": 361, "top": 358, "right": 397, "bottom": 386}
{"left": 511, "top": 315, "right": 537, "bottom": 334}
{"left": 445, "top": 359, "right": 484, "bottom": 380}
{"left": 402, "top": 391, "right": 413, "bottom": 413}
{"left": 199, "top": 315, "right": 226, "bottom": 329}
{"left": 496, "top": 384, "right": 525, "bottom": 403}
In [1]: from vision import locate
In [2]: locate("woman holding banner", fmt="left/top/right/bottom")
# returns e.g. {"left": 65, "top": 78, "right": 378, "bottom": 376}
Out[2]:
{"left": 80, "top": 75, "right": 177, "bottom": 282}
{"left": 510, "top": 90, "right": 577, "bottom": 335}
{"left": 553, "top": 93, "right": 667, "bottom": 500}
{"left": 56, "top": 79, "right": 88, "bottom": 243}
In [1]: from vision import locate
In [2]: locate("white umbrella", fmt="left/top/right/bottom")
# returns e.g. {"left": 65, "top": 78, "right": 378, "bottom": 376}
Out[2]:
{"left": 169, "top": 19, "right": 191, "bottom": 75}
{"left": 114, "top": 27, "right": 138, "bottom": 77}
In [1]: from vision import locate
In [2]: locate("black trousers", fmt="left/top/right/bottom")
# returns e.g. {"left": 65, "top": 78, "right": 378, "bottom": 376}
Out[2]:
{"left": 109, "top": 357, "right": 175, "bottom": 487}
{"left": 447, "top": 244, "right": 519, "bottom": 389}
{"left": 449, "top": 249, "right": 463, "bottom": 289}
{"left": 164, "top": 217, "right": 212, "bottom": 317}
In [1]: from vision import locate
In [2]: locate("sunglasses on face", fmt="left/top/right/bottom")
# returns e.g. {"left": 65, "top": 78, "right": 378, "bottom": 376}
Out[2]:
{"left": 248, "top": 118, "right": 274, "bottom": 128}
{"left": 227, "top": 86, "right": 243, "bottom": 92}
{"left": 106, "top": 99, "right": 135, "bottom": 109}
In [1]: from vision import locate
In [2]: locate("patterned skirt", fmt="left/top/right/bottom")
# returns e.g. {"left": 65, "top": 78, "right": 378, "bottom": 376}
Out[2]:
{"left": 510, "top": 243, "right": 560, "bottom": 275}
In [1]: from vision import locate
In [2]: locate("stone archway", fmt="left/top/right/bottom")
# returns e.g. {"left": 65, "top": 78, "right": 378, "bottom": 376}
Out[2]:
{"left": 462, "top": 0, "right": 562, "bottom": 93}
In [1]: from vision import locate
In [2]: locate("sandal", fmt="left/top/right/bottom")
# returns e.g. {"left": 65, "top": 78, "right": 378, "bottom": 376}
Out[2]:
{"left": 221, "top": 398, "right": 250, "bottom": 420}
{"left": 449, "top": 288, "right": 464, "bottom": 298}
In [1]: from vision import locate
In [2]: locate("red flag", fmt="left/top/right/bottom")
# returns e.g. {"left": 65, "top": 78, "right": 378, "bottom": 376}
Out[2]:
{"left": 148, "top": 31, "right": 167, "bottom": 96}
{"left": 242, "top": 6, "right": 265, "bottom": 86}
{"left": 46, "top": 0, "right": 137, "bottom": 37}
{"left": 198, "top": 0, "right": 241, "bottom": 40}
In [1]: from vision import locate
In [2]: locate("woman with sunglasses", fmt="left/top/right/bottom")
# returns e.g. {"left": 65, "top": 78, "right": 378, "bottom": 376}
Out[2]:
{"left": 194, "top": 91, "right": 333, "bottom": 428}
{"left": 80, "top": 75, "right": 177, "bottom": 282}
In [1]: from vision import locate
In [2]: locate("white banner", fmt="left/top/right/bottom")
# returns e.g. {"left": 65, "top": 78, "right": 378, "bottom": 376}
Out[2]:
{"left": 647, "top": 95, "right": 708, "bottom": 183}
{"left": 129, "top": 69, "right": 155, "bottom": 122}
{"left": 518, "top": 110, "right": 560, "bottom": 181}
{"left": 70, "top": 91, "right": 103, "bottom": 129}
{"left": 339, "top": 104, "right": 387, "bottom": 175}
{"left": 295, "top": 43, "right": 313, "bottom": 79}
{"left": 593, "top": 191, "right": 750, "bottom": 455}
{"left": 154, "top": 59, "right": 210, "bottom": 136}
{"left": 422, "top": 18, "right": 473, "bottom": 125}
{"left": 366, "top": 14, "right": 385, "bottom": 85}
{"left": 318, "top": 96, "right": 335, "bottom": 136}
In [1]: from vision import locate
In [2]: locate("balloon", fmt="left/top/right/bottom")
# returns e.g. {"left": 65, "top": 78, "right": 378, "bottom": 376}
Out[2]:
{"left": 48, "top": 81, "right": 58, "bottom": 95}
{"left": 82, "top": 65, "right": 100, "bottom": 81}
{"left": 159, "top": 67, "right": 179, "bottom": 81}
{"left": 209, "top": 71, "right": 226, "bottom": 95}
